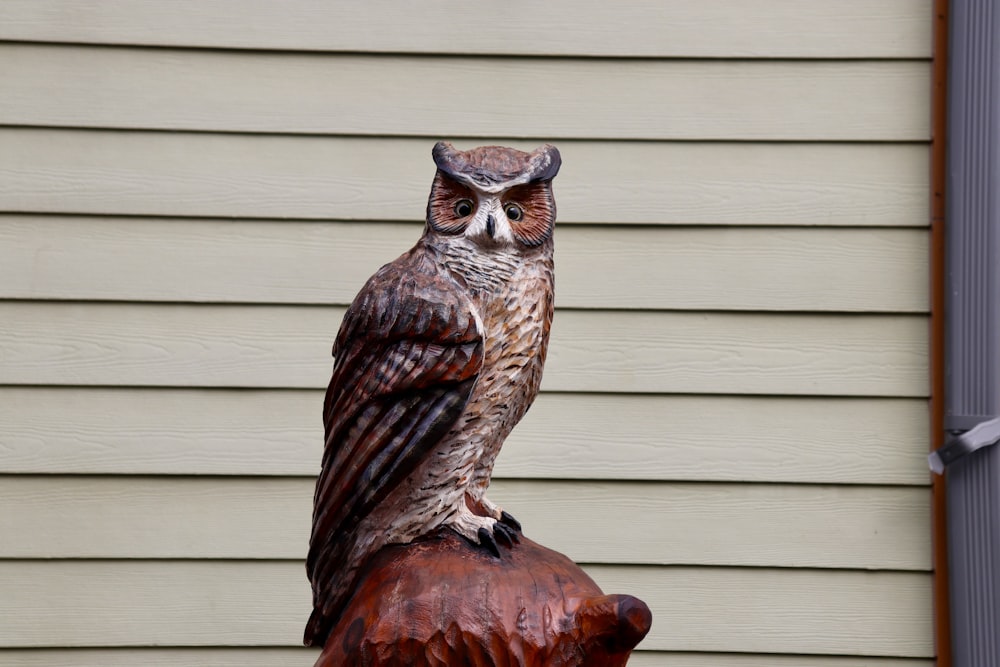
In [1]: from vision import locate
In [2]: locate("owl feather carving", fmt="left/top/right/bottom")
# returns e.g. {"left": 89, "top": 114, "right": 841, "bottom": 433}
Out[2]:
{"left": 305, "top": 142, "right": 561, "bottom": 647}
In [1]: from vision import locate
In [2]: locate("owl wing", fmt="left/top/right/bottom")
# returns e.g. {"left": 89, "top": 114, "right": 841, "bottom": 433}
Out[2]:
{"left": 306, "top": 252, "right": 483, "bottom": 641}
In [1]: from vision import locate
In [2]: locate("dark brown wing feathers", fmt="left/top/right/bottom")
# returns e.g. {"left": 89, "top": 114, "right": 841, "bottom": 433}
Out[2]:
{"left": 305, "top": 247, "right": 483, "bottom": 646}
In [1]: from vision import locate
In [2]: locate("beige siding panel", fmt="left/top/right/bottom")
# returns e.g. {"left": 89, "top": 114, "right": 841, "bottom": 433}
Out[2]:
{"left": 0, "top": 45, "right": 931, "bottom": 141}
{"left": 0, "top": 477, "right": 931, "bottom": 570}
{"left": 0, "top": 216, "right": 930, "bottom": 312}
{"left": 0, "top": 388, "right": 931, "bottom": 484}
{"left": 0, "top": 561, "right": 933, "bottom": 657}
{"left": 0, "top": 649, "right": 934, "bottom": 667}
{"left": 627, "top": 656, "right": 933, "bottom": 667}
{"left": 0, "top": 649, "right": 323, "bottom": 667}
{"left": 0, "top": 561, "right": 933, "bottom": 656}
{"left": 0, "top": 303, "right": 928, "bottom": 396}
{"left": 0, "top": 0, "right": 933, "bottom": 58}
{"left": 586, "top": 566, "right": 933, "bottom": 656}
{"left": 0, "top": 129, "right": 929, "bottom": 226}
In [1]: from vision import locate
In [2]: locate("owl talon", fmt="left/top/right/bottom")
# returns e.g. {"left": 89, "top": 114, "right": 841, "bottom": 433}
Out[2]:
{"left": 494, "top": 521, "right": 519, "bottom": 547}
{"left": 477, "top": 527, "right": 502, "bottom": 558}
{"left": 500, "top": 510, "right": 522, "bottom": 533}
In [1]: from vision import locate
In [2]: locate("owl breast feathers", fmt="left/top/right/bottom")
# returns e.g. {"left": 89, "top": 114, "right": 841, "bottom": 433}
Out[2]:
{"left": 305, "top": 142, "right": 561, "bottom": 647}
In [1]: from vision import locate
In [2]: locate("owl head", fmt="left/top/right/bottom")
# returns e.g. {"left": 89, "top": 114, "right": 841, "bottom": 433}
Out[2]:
{"left": 426, "top": 142, "right": 561, "bottom": 249}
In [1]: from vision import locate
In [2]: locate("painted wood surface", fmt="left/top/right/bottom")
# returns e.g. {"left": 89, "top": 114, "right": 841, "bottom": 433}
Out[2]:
{"left": 0, "top": 45, "right": 931, "bottom": 140}
{"left": 309, "top": 531, "right": 651, "bottom": 664}
{"left": 0, "top": 302, "right": 929, "bottom": 396}
{"left": 0, "top": 561, "right": 934, "bottom": 656}
{"left": 0, "top": 476, "right": 931, "bottom": 570}
{"left": 0, "top": 129, "right": 929, "bottom": 226}
{"left": 0, "top": 388, "right": 930, "bottom": 484}
{"left": 0, "top": 0, "right": 932, "bottom": 57}
{"left": 0, "top": 649, "right": 935, "bottom": 667}
{"left": 0, "top": 216, "right": 930, "bottom": 312}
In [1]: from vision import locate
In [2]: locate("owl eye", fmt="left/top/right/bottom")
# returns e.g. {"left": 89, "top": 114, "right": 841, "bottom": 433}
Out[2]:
{"left": 505, "top": 204, "right": 523, "bottom": 222}
{"left": 454, "top": 199, "right": 474, "bottom": 217}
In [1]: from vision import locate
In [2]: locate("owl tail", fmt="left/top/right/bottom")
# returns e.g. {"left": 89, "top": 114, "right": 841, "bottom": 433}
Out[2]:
{"left": 306, "top": 526, "right": 386, "bottom": 647}
{"left": 304, "top": 579, "right": 356, "bottom": 648}
{"left": 304, "top": 560, "right": 361, "bottom": 648}
{"left": 304, "top": 606, "right": 333, "bottom": 648}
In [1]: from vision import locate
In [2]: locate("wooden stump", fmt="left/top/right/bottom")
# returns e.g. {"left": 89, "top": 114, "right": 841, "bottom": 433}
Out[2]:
{"left": 314, "top": 529, "right": 652, "bottom": 666}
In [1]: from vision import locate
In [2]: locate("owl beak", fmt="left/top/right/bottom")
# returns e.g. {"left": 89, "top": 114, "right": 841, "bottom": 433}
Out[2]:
{"left": 486, "top": 214, "right": 496, "bottom": 238}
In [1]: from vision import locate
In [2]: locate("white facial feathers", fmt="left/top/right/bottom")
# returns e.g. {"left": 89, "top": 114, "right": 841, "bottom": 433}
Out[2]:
{"left": 465, "top": 194, "right": 516, "bottom": 246}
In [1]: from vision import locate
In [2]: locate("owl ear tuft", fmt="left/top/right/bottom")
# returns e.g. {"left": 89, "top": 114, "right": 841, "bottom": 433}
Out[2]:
{"left": 432, "top": 141, "right": 560, "bottom": 190}
{"left": 529, "top": 145, "right": 561, "bottom": 183}
{"left": 432, "top": 141, "right": 461, "bottom": 174}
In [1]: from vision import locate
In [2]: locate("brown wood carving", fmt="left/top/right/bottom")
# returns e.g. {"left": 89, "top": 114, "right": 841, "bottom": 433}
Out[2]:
{"left": 307, "top": 142, "right": 652, "bottom": 665}
{"left": 313, "top": 529, "right": 652, "bottom": 667}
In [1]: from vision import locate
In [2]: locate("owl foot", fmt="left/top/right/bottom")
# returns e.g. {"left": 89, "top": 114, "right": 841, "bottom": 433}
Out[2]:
{"left": 474, "top": 521, "right": 519, "bottom": 557}
{"left": 477, "top": 527, "right": 502, "bottom": 557}
{"left": 471, "top": 495, "right": 524, "bottom": 535}
{"left": 500, "top": 510, "right": 522, "bottom": 533}
{"left": 494, "top": 520, "right": 519, "bottom": 547}
{"left": 447, "top": 509, "right": 514, "bottom": 557}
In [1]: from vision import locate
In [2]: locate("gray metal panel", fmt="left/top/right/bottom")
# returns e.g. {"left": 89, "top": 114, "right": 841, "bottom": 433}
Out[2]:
{"left": 946, "top": 0, "right": 1000, "bottom": 428}
{"left": 945, "top": 0, "right": 1000, "bottom": 664}
{"left": 947, "top": 449, "right": 1000, "bottom": 666}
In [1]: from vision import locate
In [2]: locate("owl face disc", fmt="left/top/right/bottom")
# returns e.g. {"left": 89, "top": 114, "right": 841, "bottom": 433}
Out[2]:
{"left": 428, "top": 173, "right": 555, "bottom": 248}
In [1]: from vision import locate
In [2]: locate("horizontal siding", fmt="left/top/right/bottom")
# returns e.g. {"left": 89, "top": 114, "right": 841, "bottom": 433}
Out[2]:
{"left": 0, "top": 477, "right": 931, "bottom": 570}
{"left": 0, "top": 561, "right": 934, "bottom": 656}
{"left": 0, "top": 45, "right": 931, "bottom": 141}
{"left": 0, "top": 302, "right": 929, "bottom": 396}
{"left": 0, "top": 388, "right": 931, "bottom": 484}
{"left": 0, "top": 0, "right": 933, "bottom": 58}
{"left": 0, "top": 650, "right": 326, "bottom": 667}
{"left": 0, "top": 3, "right": 934, "bottom": 662}
{"left": 0, "top": 649, "right": 935, "bottom": 667}
{"left": 627, "top": 656, "right": 933, "bottom": 667}
{"left": 0, "top": 129, "right": 929, "bottom": 226}
{"left": 0, "top": 216, "right": 930, "bottom": 312}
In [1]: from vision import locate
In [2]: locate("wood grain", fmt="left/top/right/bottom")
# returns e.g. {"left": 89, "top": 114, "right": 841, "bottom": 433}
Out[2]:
{"left": 310, "top": 531, "right": 651, "bottom": 663}
{"left": 0, "top": 649, "right": 935, "bottom": 667}
{"left": 0, "top": 0, "right": 933, "bottom": 58}
{"left": 0, "top": 129, "right": 929, "bottom": 226}
{"left": 0, "top": 476, "right": 931, "bottom": 569}
{"left": 0, "top": 561, "right": 933, "bottom": 656}
{"left": 0, "top": 45, "right": 931, "bottom": 140}
{"left": 0, "top": 303, "right": 929, "bottom": 396}
{"left": 0, "top": 216, "right": 930, "bottom": 312}
{"left": 0, "top": 388, "right": 931, "bottom": 484}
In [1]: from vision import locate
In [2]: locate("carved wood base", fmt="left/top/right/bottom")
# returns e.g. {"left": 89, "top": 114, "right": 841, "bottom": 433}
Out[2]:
{"left": 314, "top": 529, "right": 651, "bottom": 666}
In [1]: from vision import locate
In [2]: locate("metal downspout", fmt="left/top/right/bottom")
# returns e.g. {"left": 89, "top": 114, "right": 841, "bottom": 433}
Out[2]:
{"left": 929, "top": 0, "right": 1000, "bottom": 664}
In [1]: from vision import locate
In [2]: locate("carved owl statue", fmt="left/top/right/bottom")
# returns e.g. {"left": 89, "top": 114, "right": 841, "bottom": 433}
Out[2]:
{"left": 305, "top": 141, "right": 561, "bottom": 648}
